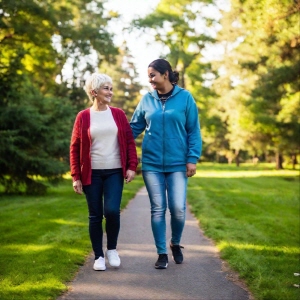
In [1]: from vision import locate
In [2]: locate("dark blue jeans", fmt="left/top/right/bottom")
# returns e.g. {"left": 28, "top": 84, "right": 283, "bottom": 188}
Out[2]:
{"left": 83, "top": 168, "right": 124, "bottom": 258}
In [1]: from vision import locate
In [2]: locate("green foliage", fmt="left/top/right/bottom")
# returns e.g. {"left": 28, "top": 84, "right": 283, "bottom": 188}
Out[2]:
{"left": 131, "top": 0, "right": 223, "bottom": 160}
{"left": 188, "top": 163, "right": 299, "bottom": 300}
{"left": 212, "top": 0, "right": 300, "bottom": 167}
{"left": 0, "top": 0, "right": 119, "bottom": 193}
{"left": 0, "top": 81, "right": 75, "bottom": 194}
{"left": 135, "top": 0, "right": 300, "bottom": 167}
{"left": 99, "top": 44, "right": 143, "bottom": 117}
{"left": 132, "top": 0, "right": 215, "bottom": 88}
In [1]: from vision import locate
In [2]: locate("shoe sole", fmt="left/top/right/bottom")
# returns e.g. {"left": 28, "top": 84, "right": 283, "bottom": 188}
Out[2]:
{"left": 93, "top": 267, "right": 106, "bottom": 271}
{"left": 107, "top": 259, "right": 121, "bottom": 267}
{"left": 108, "top": 263, "right": 120, "bottom": 267}
{"left": 155, "top": 263, "right": 168, "bottom": 269}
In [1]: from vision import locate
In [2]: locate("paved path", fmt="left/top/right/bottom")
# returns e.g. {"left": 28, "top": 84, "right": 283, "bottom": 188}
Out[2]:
{"left": 58, "top": 187, "right": 250, "bottom": 300}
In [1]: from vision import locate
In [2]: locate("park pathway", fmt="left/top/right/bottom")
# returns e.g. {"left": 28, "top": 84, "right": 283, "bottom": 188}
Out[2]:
{"left": 58, "top": 187, "right": 251, "bottom": 300}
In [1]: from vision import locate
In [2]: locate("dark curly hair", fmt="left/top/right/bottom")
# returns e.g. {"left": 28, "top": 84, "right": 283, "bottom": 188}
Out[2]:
{"left": 148, "top": 59, "right": 179, "bottom": 85}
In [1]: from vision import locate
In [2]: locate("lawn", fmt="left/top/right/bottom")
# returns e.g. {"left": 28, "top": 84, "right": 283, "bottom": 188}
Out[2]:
{"left": 0, "top": 163, "right": 299, "bottom": 300}
{"left": 188, "top": 163, "right": 300, "bottom": 300}
{"left": 0, "top": 176, "right": 145, "bottom": 300}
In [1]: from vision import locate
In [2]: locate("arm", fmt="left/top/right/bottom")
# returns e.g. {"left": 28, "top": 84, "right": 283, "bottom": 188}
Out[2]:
{"left": 122, "top": 111, "right": 138, "bottom": 183}
{"left": 130, "top": 100, "right": 147, "bottom": 139}
{"left": 185, "top": 95, "right": 202, "bottom": 176}
{"left": 70, "top": 113, "right": 83, "bottom": 193}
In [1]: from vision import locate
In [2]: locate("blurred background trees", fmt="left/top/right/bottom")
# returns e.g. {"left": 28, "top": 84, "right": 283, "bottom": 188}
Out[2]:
{"left": 0, "top": 0, "right": 117, "bottom": 193}
{"left": 133, "top": 0, "right": 299, "bottom": 168}
{"left": 212, "top": 0, "right": 300, "bottom": 169}
{"left": 0, "top": 0, "right": 299, "bottom": 193}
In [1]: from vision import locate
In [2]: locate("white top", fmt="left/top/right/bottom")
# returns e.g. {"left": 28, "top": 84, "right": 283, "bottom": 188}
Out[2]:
{"left": 90, "top": 107, "right": 121, "bottom": 169}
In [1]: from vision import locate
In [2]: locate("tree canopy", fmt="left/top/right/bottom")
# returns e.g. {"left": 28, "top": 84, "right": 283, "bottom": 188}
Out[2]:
{"left": 132, "top": 0, "right": 300, "bottom": 168}
{"left": 0, "top": 0, "right": 299, "bottom": 193}
{"left": 0, "top": 0, "right": 118, "bottom": 193}
{"left": 212, "top": 0, "right": 300, "bottom": 168}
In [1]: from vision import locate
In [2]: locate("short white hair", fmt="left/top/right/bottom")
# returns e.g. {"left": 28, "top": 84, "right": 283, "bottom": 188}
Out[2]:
{"left": 84, "top": 73, "right": 113, "bottom": 102}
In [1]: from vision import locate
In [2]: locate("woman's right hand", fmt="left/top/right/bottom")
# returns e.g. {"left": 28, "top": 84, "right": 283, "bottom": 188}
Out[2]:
{"left": 73, "top": 180, "right": 83, "bottom": 195}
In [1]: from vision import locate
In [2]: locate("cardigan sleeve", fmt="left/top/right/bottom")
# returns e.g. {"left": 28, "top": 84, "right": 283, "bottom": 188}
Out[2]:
{"left": 70, "top": 112, "right": 82, "bottom": 182}
{"left": 122, "top": 111, "right": 138, "bottom": 172}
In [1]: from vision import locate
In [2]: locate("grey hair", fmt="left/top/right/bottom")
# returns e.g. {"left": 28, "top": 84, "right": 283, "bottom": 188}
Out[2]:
{"left": 84, "top": 73, "right": 113, "bottom": 102}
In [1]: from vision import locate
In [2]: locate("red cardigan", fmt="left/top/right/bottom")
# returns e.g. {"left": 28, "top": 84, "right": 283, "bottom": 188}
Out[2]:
{"left": 70, "top": 107, "right": 138, "bottom": 185}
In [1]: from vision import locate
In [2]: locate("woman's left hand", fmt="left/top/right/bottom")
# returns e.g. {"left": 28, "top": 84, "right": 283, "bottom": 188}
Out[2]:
{"left": 125, "top": 170, "right": 136, "bottom": 183}
{"left": 186, "top": 163, "right": 197, "bottom": 177}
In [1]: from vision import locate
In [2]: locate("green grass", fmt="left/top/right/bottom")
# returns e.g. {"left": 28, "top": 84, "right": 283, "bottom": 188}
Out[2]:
{"left": 1, "top": 164, "right": 299, "bottom": 300}
{"left": 0, "top": 176, "right": 145, "bottom": 300}
{"left": 188, "top": 163, "right": 300, "bottom": 300}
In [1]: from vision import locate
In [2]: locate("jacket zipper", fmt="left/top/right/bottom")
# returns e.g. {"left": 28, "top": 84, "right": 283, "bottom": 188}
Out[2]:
{"left": 151, "top": 90, "right": 178, "bottom": 171}
{"left": 160, "top": 95, "right": 173, "bottom": 172}
{"left": 162, "top": 100, "right": 165, "bottom": 171}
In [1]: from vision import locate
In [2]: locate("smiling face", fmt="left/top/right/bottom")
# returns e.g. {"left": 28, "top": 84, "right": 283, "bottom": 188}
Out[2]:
{"left": 148, "top": 67, "right": 168, "bottom": 91}
{"left": 92, "top": 83, "right": 113, "bottom": 104}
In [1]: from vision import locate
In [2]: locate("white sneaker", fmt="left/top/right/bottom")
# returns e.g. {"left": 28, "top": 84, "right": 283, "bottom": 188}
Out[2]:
{"left": 93, "top": 257, "right": 106, "bottom": 271}
{"left": 106, "top": 249, "right": 121, "bottom": 267}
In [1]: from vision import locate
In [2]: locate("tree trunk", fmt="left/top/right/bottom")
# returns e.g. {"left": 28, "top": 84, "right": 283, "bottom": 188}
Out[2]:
{"left": 291, "top": 154, "right": 297, "bottom": 169}
{"left": 181, "top": 68, "right": 185, "bottom": 88}
{"left": 235, "top": 149, "right": 240, "bottom": 167}
{"left": 275, "top": 152, "right": 284, "bottom": 170}
{"left": 252, "top": 156, "right": 259, "bottom": 165}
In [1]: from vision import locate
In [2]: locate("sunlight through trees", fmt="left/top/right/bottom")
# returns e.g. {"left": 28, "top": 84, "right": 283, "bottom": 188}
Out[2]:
{"left": 0, "top": 0, "right": 299, "bottom": 193}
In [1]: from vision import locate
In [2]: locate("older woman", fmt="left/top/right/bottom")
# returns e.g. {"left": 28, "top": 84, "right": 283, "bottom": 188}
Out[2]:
{"left": 70, "top": 73, "right": 138, "bottom": 271}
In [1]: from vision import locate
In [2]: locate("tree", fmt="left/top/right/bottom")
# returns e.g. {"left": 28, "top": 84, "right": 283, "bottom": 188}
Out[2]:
{"left": 99, "top": 43, "right": 143, "bottom": 117}
{"left": 132, "top": 0, "right": 215, "bottom": 88}
{"left": 0, "top": 83, "right": 75, "bottom": 194}
{"left": 0, "top": 0, "right": 118, "bottom": 193}
{"left": 132, "top": 0, "right": 225, "bottom": 162}
{"left": 211, "top": 0, "right": 300, "bottom": 168}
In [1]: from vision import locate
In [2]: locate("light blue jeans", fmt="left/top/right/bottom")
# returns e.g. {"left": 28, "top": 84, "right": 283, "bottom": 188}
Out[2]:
{"left": 142, "top": 171, "right": 188, "bottom": 254}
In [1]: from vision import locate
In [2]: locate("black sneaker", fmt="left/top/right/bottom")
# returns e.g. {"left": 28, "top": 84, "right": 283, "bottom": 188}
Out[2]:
{"left": 155, "top": 254, "right": 168, "bottom": 269}
{"left": 170, "top": 244, "right": 184, "bottom": 264}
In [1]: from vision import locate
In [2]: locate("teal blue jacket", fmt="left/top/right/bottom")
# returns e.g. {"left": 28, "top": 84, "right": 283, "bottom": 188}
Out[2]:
{"left": 130, "top": 85, "right": 202, "bottom": 172}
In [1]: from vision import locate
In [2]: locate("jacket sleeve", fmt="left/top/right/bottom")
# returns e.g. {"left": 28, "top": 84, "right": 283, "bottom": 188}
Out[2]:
{"left": 130, "top": 99, "right": 147, "bottom": 139}
{"left": 121, "top": 111, "right": 138, "bottom": 171}
{"left": 70, "top": 113, "right": 82, "bottom": 182}
{"left": 185, "top": 95, "right": 202, "bottom": 163}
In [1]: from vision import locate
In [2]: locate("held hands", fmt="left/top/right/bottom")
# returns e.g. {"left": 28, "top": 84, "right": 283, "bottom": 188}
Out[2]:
{"left": 125, "top": 170, "right": 136, "bottom": 184}
{"left": 73, "top": 180, "right": 83, "bottom": 195}
{"left": 186, "top": 163, "right": 197, "bottom": 177}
